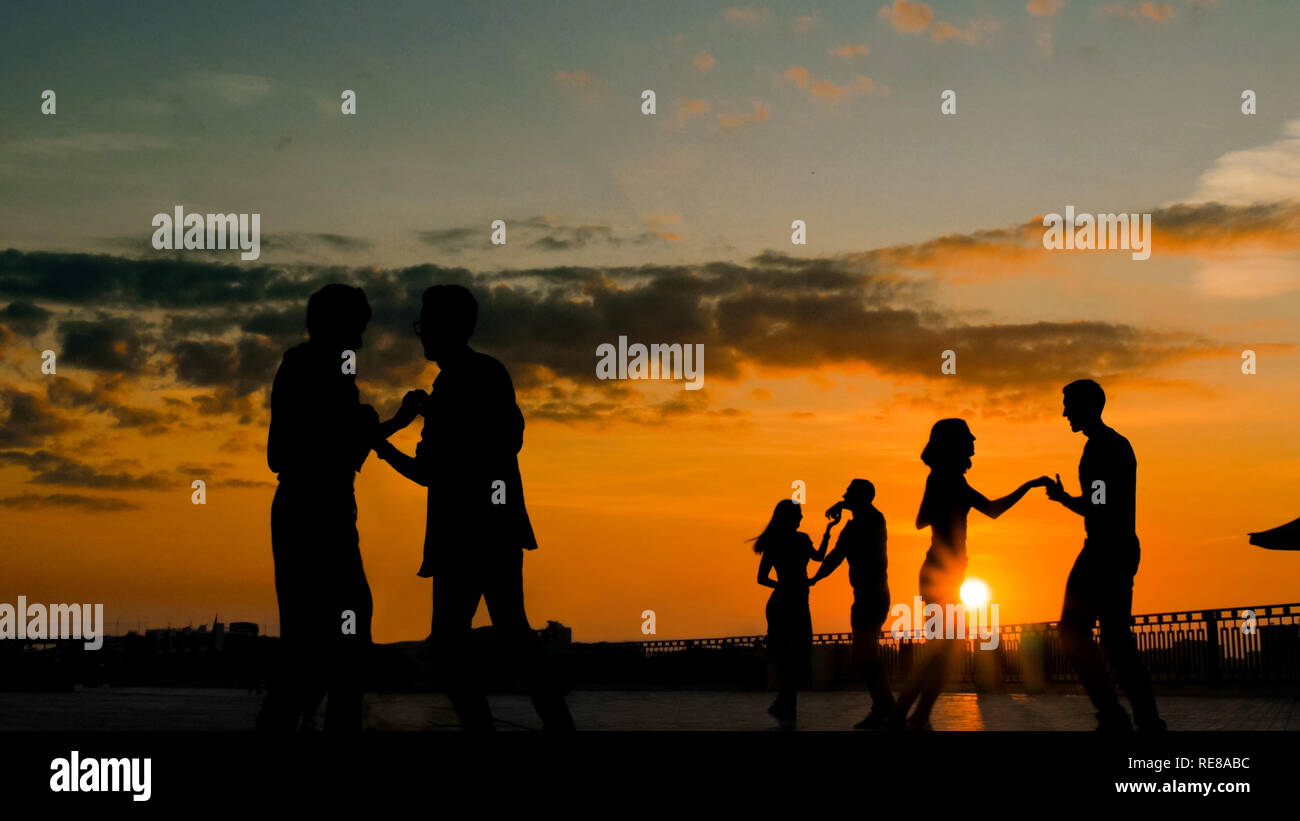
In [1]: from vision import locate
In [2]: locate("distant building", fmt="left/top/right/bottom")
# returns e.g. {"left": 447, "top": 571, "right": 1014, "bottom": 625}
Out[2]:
{"left": 541, "top": 620, "right": 572, "bottom": 647}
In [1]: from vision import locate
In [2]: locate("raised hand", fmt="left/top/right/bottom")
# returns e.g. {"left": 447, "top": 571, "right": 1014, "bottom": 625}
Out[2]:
{"left": 1045, "top": 473, "right": 1067, "bottom": 502}
{"left": 398, "top": 389, "right": 429, "bottom": 423}
{"left": 825, "top": 501, "right": 844, "bottom": 523}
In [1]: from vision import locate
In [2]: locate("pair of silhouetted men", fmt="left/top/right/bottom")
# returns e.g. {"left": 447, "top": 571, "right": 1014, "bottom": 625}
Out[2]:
{"left": 756, "top": 380, "right": 1163, "bottom": 732}
{"left": 259, "top": 283, "right": 572, "bottom": 731}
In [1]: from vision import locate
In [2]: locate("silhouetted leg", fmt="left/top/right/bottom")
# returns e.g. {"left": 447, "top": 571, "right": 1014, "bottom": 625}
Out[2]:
{"left": 325, "top": 517, "right": 372, "bottom": 732}
{"left": 767, "top": 637, "right": 798, "bottom": 721}
{"left": 259, "top": 484, "right": 328, "bottom": 731}
{"left": 909, "top": 638, "right": 956, "bottom": 725}
{"left": 893, "top": 568, "right": 957, "bottom": 729}
{"left": 852, "top": 598, "right": 895, "bottom": 718}
{"left": 764, "top": 591, "right": 803, "bottom": 724}
{"left": 483, "top": 550, "right": 574, "bottom": 731}
{"left": 1061, "top": 554, "right": 1128, "bottom": 727}
{"left": 431, "top": 570, "right": 492, "bottom": 730}
{"left": 1098, "top": 584, "right": 1162, "bottom": 730}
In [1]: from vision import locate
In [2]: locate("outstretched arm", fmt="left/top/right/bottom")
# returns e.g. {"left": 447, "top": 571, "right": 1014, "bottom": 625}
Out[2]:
{"left": 376, "top": 390, "right": 427, "bottom": 441}
{"left": 374, "top": 439, "right": 428, "bottom": 486}
{"left": 810, "top": 544, "right": 846, "bottom": 584}
{"left": 972, "top": 477, "right": 1052, "bottom": 519}
{"left": 812, "top": 522, "right": 835, "bottom": 562}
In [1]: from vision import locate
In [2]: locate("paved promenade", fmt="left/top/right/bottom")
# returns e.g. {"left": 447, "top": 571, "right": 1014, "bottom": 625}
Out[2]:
{"left": 2, "top": 688, "right": 1297, "bottom": 731}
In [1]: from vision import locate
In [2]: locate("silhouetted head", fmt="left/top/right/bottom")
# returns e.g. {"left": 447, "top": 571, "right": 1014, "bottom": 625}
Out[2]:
{"left": 841, "top": 479, "right": 875, "bottom": 511}
{"left": 921, "top": 418, "right": 975, "bottom": 474}
{"left": 306, "top": 284, "right": 370, "bottom": 351}
{"left": 752, "top": 499, "right": 803, "bottom": 554}
{"left": 1062, "top": 379, "right": 1105, "bottom": 433}
{"left": 418, "top": 284, "right": 477, "bottom": 362}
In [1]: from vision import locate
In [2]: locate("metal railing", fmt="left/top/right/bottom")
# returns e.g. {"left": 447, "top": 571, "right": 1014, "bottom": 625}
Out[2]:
{"left": 583, "top": 603, "right": 1300, "bottom": 687}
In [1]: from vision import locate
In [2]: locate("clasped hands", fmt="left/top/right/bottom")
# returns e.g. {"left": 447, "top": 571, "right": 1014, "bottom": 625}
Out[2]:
{"left": 1039, "top": 473, "right": 1068, "bottom": 503}
{"left": 393, "top": 389, "right": 428, "bottom": 428}
{"left": 363, "top": 389, "right": 429, "bottom": 460}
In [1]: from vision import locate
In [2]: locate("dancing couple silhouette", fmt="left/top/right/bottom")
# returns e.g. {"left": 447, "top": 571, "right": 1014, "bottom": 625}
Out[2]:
{"left": 257, "top": 283, "right": 573, "bottom": 732}
{"left": 754, "top": 382, "right": 1165, "bottom": 732}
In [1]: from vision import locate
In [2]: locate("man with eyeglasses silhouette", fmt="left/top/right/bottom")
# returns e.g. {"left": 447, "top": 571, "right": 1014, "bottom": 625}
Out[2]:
{"left": 375, "top": 284, "right": 573, "bottom": 731}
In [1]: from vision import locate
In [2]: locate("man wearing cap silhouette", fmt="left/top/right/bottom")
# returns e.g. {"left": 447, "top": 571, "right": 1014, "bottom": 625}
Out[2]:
{"left": 1046, "top": 379, "right": 1165, "bottom": 732}
{"left": 812, "top": 479, "right": 895, "bottom": 729}
{"left": 374, "top": 284, "right": 573, "bottom": 731}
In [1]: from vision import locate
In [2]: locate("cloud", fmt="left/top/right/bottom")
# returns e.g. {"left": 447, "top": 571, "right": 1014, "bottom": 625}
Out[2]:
{"left": 1099, "top": 2, "right": 1176, "bottom": 22}
{"left": 260, "top": 232, "right": 376, "bottom": 256}
{"left": 717, "top": 101, "right": 771, "bottom": 130}
{"left": 929, "top": 17, "right": 999, "bottom": 45}
{"left": 640, "top": 213, "right": 685, "bottom": 242}
{"left": 181, "top": 71, "right": 272, "bottom": 105}
{"left": 1026, "top": 0, "right": 1065, "bottom": 55}
{"left": 782, "top": 67, "right": 881, "bottom": 105}
{"left": 879, "top": 1, "right": 998, "bottom": 45}
{"left": 878, "top": 1, "right": 934, "bottom": 33}
{"left": 417, "top": 227, "right": 481, "bottom": 253}
{"left": 672, "top": 98, "right": 712, "bottom": 126}
{"left": 0, "top": 250, "right": 284, "bottom": 308}
{"left": 43, "top": 376, "right": 176, "bottom": 435}
{"left": 724, "top": 7, "right": 769, "bottom": 24}
{"left": 1, "top": 301, "right": 51, "bottom": 336}
{"left": 828, "top": 44, "right": 870, "bottom": 58}
{"left": 1193, "top": 254, "right": 1300, "bottom": 300}
{"left": 418, "top": 216, "right": 673, "bottom": 254}
{"left": 783, "top": 66, "right": 813, "bottom": 89}
{"left": 692, "top": 51, "right": 716, "bottom": 72}
{"left": 59, "top": 318, "right": 147, "bottom": 373}
{"left": 0, "top": 388, "right": 77, "bottom": 447}
{"left": 553, "top": 70, "right": 603, "bottom": 105}
{"left": 0, "top": 450, "right": 171, "bottom": 489}
{"left": 0, "top": 493, "right": 139, "bottom": 512}
{"left": 1026, "top": 0, "right": 1064, "bottom": 16}
{"left": 1181, "top": 118, "right": 1300, "bottom": 208}
{"left": 4, "top": 191, "right": 1286, "bottom": 442}
{"left": 1174, "top": 118, "right": 1300, "bottom": 297}
{"left": 173, "top": 337, "right": 279, "bottom": 396}
{"left": 216, "top": 477, "right": 276, "bottom": 489}
{"left": 791, "top": 15, "right": 818, "bottom": 34}
{"left": 1141, "top": 2, "right": 1175, "bottom": 21}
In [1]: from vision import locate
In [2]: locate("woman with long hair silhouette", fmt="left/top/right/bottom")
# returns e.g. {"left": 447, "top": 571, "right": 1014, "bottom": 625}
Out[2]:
{"left": 753, "top": 499, "right": 832, "bottom": 729}
{"left": 890, "top": 419, "right": 1050, "bottom": 730}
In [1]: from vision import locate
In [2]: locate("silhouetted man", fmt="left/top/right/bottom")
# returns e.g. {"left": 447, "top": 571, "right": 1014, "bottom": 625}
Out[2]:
{"left": 258, "top": 284, "right": 380, "bottom": 731}
{"left": 1047, "top": 379, "right": 1165, "bottom": 731}
{"left": 813, "top": 479, "right": 895, "bottom": 729}
{"left": 374, "top": 284, "right": 573, "bottom": 731}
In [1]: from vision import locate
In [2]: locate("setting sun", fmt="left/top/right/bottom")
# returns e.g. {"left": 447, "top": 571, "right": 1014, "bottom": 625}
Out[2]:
{"left": 960, "top": 578, "right": 991, "bottom": 609}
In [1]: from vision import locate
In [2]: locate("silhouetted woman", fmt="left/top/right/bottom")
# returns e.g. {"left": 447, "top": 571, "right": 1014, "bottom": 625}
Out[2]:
{"left": 889, "top": 419, "right": 1049, "bottom": 731}
{"left": 754, "top": 499, "right": 832, "bottom": 729}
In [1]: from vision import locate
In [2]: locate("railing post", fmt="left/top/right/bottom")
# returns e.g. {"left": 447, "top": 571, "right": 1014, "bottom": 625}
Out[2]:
{"left": 1204, "top": 610, "right": 1222, "bottom": 686}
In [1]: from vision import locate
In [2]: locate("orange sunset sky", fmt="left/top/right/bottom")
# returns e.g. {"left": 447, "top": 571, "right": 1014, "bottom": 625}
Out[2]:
{"left": 3, "top": 1, "right": 1300, "bottom": 643}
